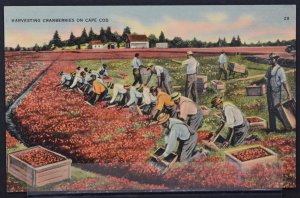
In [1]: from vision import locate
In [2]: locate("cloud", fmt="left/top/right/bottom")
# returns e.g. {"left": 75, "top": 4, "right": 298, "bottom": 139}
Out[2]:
{"left": 206, "top": 12, "right": 228, "bottom": 23}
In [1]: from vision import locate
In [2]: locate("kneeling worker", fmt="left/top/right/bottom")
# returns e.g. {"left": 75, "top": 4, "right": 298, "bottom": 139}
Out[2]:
{"left": 107, "top": 82, "right": 131, "bottom": 106}
{"left": 156, "top": 113, "right": 200, "bottom": 162}
{"left": 85, "top": 75, "right": 108, "bottom": 106}
{"left": 170, "top": 92, "right": 204, "bottom": 134}
{"left": 210, "top": 96, "right": 249, "bottom": 147}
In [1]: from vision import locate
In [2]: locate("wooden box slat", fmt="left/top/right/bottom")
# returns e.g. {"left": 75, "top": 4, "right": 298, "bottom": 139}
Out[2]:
{"left": 7, "top": 146, "right": 72, "bottom": 187}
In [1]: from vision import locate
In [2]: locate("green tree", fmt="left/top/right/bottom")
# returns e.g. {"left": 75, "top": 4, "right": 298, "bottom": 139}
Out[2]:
{"left": 148, "top": 34, "right": 158, "bottom": 48}
{"left": 122, "top": 26, "right": 131, "bottom": 42}
{"left": 170, "top": 37, "right": 185, "bottom": 48}
{"left": 15, "top": 44, "right": 21, "bottom": 51}
{"left": 105, "top": 26, "right": 113, "bottom": 42}
{"left": 88, "top": 28, "right": 97, "bottom": 42}
{"left": 33, "top": 43, "right": 40, "bottom": 51}
{"left": 158, "top": 31, "right": 166, "bottom": 42}
{"left": 236, "top": 35, "right": 242, "bottom": 46}
{"left": 49, "top": 30, "right": 63, "bottom": 47}
{"left": 68, "top": 32, "right": 76, "bottom": 46}
{"left": 80, "top": 28, "right": 88, "bottom": 44}
{"left": 223, "top": 37, "right": 228, "bottom": 46}
{"left": 230, "top": 36, "right": 237, "bottom": 46}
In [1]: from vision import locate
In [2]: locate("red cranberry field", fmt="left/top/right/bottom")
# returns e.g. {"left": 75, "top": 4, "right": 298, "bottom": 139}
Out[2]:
{"left": 5, "top": 49, "right": 296, "bottom": 191}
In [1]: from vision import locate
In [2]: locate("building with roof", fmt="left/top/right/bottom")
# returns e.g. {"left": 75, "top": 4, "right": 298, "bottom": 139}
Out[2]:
{"left": 89, "top": 40, "right": 104, "bottom": 49}
{"left": 126, "top": 34, "right": 149, "bottom": 49}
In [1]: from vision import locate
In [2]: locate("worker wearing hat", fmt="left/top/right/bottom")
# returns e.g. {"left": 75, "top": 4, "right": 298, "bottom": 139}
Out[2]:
{"left": 145, "top": 62, "right": 172, "bottom": 94}
{"left": 210, "top": 96, "right": 249, "bottom": 147}
{"left": 172, "top": 51, "right": 200, "bottom": 103}
{"left": 265, "top": 53, "right": 292, "bottom": 133}
{"left": 171, "top": 92, "right": 204, "bottom": 134}
{"left": 156, "top": 113, "right": 201, "bottom": 162}
{"left": 218, "top": 51, "right": 228, "bottom": 80}
{"left": 85, "top": 75, "right": 108, "bottom": 106}
{"left": 107, "top": 82, "right": 131, "bottom": 106}
{"left": 149, "top": 86, "right": 176, "bottom": 120}
{"left": 135, "top": 84, "right": 157, "bottom": 115}
{"left": 121, "top": 83, "right": 143, "bottom": 108}
{"left": 57, "top": 71, "right": 72, "bottom": 88}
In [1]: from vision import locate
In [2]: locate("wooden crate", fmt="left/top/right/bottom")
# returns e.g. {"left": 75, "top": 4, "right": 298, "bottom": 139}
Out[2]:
{"left": 149, "top": 147, "right": 178, "bottom": 174}
{"left": 102, "top": 76, "right": 113, "bottom": 83}
{"left": 224, "top": 145, "right": 277, "bottom": 171}
{"left": 199, "top": 105, "right": 211, "bottom": 116}
{"left": 246, "top": 116, "right": 267, "bottom": 130}
{"left": 276, "top": 99, "right": 296, "bottom": 130}
{"left": 7, "top": 146, "right": 72, "bottom": 187}
{"left": 246, "top": 84, "right": 266, "bottom": 96}
{"left": 211, "top": 80, "right": 225, "bottom": 91}
{"left": 232, "top": 63, "right": 246, "bottom": 73}
{"left": 117, "top": 73, "right": 129, "bottom": 79}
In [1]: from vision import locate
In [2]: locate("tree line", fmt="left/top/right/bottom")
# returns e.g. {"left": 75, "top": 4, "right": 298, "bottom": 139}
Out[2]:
{"left": 5, "top": 26, "right": 295, "bottom": 51}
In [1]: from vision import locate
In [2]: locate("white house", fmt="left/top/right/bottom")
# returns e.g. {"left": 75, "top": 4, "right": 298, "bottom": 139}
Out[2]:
{"left": 126, "top": 34, "right": 149, "bottom": 49}
{"left": 89, "top": 40, "right": 104, "bottom": 49}
{"left": 156, "top": 42, "right": 168, "bottom": 48}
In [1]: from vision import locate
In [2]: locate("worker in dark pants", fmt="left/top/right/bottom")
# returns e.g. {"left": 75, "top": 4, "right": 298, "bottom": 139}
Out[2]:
{"left": 211, "top": 96, "right": 249, "bottom": 147}
{"left": 132, "top": 53, "right": 143, "bottom": 86}
{"left": 218, "top": 51, "right": 227, "bottom": 80}
{"left": 170, "top": 92, "right": 204, "bottom": 134}
{"left": 265, "top": 53, "right": 292, "bottom": 133}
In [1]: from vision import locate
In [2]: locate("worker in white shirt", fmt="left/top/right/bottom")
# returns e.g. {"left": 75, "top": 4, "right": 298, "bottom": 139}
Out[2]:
{"left": 170, "top": 92, "right": 204, "bottom": 134}
{"left": 69, "top": 71, "right": 85, "bottom": 91}
{"left": 218, "top": 51, "right": 228, "bottom": 80}
{"left": 210, "top": 96, "right": 249, "bottom": 147}
{"left": 57, "top": 71, "right": 73, "bottom": 88}
{"left": 145, "top": 63, "right": 172, "bottom": 94}
{"left": 172, "top": 51, "right": 200, "bottom": 103}
{"left": 132, "top": 53, "right": 143, "bottom": 86}
{"left": 156, "top": 113, "right": 201, "bottom": 162}
{"left": 107, "top": 82, "right": 131, "bottom": 106}
{"left": 135, "top": 84, "right": 157, "bottom": 115}
{"left": 121, "top": 84, "right": 143, "bottom": 108}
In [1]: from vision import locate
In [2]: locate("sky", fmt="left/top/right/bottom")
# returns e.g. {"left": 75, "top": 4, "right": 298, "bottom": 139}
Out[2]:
{"left": 4, "top": 5, "right": 296, "bottom": 47}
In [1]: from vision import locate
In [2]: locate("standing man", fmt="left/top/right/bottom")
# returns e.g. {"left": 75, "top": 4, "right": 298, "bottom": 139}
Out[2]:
{"left": 156, "top": 113, "right": 201, "bottom": 162}
{"left": 145, "top": 63, "right": 172, "bottom": 94}
{"left": 210, "top": 97, "right": 249, "bottom": 147}
{"left": 170, "top": 92, "right": 204, "bottom": 134}
{"left": 265, "top": 53, "right": 292, "bottom": 132}
{"left": 218, "top": 51, "right": 228, "bottom": 80}
{"left": 132, "top": 53, "right": 143, "bottom": 86}
{"left": 172, "top": 51, "right": 199, "bottom": 103}
{"left": 149, "top": 86, "right": 176, "bottom": 120}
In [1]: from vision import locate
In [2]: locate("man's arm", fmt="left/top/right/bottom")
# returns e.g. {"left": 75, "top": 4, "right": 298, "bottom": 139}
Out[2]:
{"left": 283, "top": 82, "right": 292, "bottom": 100}
{"left": 145, "top": 73, "right": 153, "bottom": 86}
{"left": 171, "top": 59, "right": 183, "bottom": 64}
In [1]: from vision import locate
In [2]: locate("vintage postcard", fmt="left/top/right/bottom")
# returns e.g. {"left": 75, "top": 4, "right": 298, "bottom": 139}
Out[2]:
{"left": 4, "top": 5, "right": 296, "bottom": 194}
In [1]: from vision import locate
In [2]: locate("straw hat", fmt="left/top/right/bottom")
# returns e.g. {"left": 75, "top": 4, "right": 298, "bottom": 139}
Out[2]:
{"left": 187, "top": 51, "right": 193, "bottom": 55}
{"left": 211, "top": 96, "right": 223, "bottom": 108}
{"left": 123, "top": 84, "right": 131, "bottom": 90}
{"left": 157, "top": 113, "right": 170, "bottom": 125}
{"left": 107, "top": 82, "right": 114, "bottom": 89}
{"left": 170, "top": 92, "right": 182, "bottom": 101}
{"left": 268, "top": 53, "right": 280, "bottom": 61}
{"left": 136, "top": 84, "right": 143, "bottom": 91}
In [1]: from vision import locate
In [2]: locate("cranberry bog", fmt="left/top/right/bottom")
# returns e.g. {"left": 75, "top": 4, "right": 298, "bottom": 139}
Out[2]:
{"left": 5, "top": 48, "right": 296, "bottom": 191}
